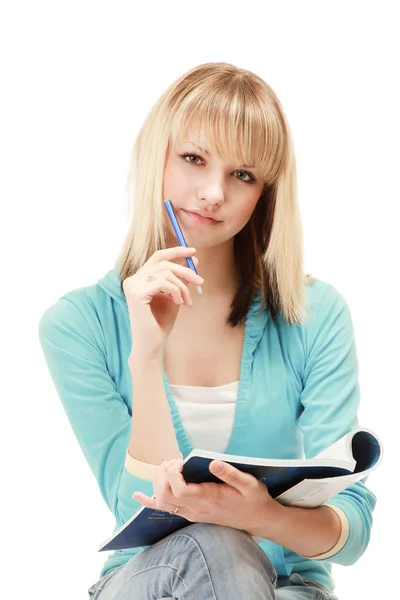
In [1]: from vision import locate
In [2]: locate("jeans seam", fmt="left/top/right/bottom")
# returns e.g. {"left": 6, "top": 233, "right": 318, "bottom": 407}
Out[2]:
{"left": 108, "top": 564, "right": 191, "bottom": 599}
{"left": 314, "top": 590, "right": 337, "bottom": 600}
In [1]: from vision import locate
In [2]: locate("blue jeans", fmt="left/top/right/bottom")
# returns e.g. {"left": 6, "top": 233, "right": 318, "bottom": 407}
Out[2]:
{"left": 88, "top": 523, "right": 339, "bottom": 599}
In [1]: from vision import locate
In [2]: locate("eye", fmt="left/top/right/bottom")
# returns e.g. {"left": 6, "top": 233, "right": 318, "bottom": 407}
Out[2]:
{"left": 179, "top": 152, "right": 203, "bottom": 165}
{"left": 178, "top": 152, "right": 257, "bottom": 184}
{"left": 236, "top": 171, "right": 255, "bottom": 183}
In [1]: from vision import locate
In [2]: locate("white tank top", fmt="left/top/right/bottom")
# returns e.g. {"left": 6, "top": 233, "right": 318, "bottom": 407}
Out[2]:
{"left": 168, "top": 380, "right": 240, "bottom": 452}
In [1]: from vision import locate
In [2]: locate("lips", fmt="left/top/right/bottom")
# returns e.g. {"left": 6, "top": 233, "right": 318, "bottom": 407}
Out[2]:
{"left": 183, "top": 210, "right": 221, "bottom": 222}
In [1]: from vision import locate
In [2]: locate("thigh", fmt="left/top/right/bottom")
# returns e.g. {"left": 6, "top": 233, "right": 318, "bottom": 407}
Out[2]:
{"left": 87, "top": 522, "right": 276, "bottom": 599}
{"left": 275, "top": 573, "right": 339, "bottom": 600}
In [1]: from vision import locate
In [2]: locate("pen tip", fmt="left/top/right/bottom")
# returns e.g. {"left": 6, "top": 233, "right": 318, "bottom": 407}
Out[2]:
{"left": 196, "top": 285, "right": 203, "bottom": 296}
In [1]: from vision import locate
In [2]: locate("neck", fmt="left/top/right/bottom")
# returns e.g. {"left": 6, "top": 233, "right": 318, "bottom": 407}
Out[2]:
{"left": 168, "top": 237, "right": 239, "bottom": 304}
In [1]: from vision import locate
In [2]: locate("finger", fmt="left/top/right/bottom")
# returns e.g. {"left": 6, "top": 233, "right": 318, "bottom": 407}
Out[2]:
{"left": 174, "top": 254, "right": 200, "bottom": 271}
{"left": 132, "top": 492, "right": 158, "bottom": 509}
{"left": 166, "top": 460, "right": 201, "bottom": 504}
{"left": 133, "top": 461, "right": 186, "bottom": 509}
{"left": 166, "top": 459, "right": 188, "bottom": 499}
{"left": 209, "top": 461, "right": 258, "bottom": 495}
{"left": 159, "top": 270, "right": 192, "bottom": 306}
{"left": 147, "top": 247, "right": 197, "bottom": 267}
{"left": 132, "top": 492, "right": 182, "bottom": 517}
{"left": 160, "top": 459, "right": 178, "bottom": 473}
{"left": 152, "top": 260, "right": 203, "bottom": 287}
{"left": 152, "top": 461, "right": 180, "bottom": 509}
{"left": 145, "top": 277, "right": 185, "bottom": 305}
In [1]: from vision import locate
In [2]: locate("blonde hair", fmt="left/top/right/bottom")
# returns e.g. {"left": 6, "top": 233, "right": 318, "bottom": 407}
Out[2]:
{"left": 117, "top": 62, "right": 315, "bottom": 326}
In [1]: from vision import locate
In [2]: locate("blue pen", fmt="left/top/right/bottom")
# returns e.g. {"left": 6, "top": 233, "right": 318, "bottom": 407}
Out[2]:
{"left": 163, "top": 199, "right": 203, "bottom": 296}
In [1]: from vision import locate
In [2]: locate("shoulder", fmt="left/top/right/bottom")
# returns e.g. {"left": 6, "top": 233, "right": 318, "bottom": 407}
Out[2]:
{"left": 273, "top": 276, "right": 355, "bottom": 363}
{"left": 38, "top": 282, "right": 106, "bottom": 353}
{"left": 300, "top": 277, "right": 356, "bottom": 363}
{"left": 39, "top": 284, "right": 94, "bottom": 327}
{"left": 303, "top": 276, "right": 351, "bottom": 327}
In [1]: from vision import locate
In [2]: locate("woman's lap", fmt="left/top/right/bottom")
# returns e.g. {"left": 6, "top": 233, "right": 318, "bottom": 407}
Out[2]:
{"left": 88, "top": 523, "right": 338, "bottom": 599}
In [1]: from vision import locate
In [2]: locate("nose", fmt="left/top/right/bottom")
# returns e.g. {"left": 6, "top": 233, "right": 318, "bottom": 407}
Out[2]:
{"left": 198, "top": 182, "right": 225, "bottom": 208}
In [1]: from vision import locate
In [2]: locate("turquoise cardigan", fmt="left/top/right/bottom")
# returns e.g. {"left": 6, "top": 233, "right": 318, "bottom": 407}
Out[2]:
{"left": 38, "top": 264, "right": 377, "bottom": 591}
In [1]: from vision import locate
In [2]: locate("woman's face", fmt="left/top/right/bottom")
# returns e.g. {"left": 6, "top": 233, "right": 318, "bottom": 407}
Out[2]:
{"left": 162, "top": 137, "right": 266, "bottom": 248}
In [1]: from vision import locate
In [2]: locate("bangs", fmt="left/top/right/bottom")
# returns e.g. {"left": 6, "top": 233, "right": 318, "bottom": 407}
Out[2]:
{"left": 168, "top": 81, "right": 288, "bottom": 185}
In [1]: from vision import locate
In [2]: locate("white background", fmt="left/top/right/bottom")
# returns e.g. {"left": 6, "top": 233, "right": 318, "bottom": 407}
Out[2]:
{"left": 2, "top": 2, "right": 398, "bottom": 598}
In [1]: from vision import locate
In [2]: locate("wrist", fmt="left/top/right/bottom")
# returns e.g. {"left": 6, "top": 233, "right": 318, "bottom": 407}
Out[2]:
{"left": 248, "top": 500, "right": 288, "bottom": 540}
{"left": 268, "top": 503, "right": 291, "bottom": 539}
{"left": 128, "top": 350, "right": 164, "bottom": 370}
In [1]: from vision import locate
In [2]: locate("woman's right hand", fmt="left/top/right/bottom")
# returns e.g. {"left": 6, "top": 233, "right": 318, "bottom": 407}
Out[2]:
{"left": 123, "top": 246, "right": 204, "bottom": 360}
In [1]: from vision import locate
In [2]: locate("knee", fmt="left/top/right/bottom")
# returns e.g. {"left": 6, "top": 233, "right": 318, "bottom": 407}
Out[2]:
{"left": 160, "top": 523, "right": 277, "bottom": 589}
{"left": 174, "top": 523, "right": 276, "bottom": 581}
{"left": 176, "top": 522, "right": 265, "bottom": 561}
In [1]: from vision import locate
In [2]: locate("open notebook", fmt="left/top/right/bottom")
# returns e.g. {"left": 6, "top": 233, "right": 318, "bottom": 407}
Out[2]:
{"left": 99, "top": 427, "right": 382, "bottom": 552}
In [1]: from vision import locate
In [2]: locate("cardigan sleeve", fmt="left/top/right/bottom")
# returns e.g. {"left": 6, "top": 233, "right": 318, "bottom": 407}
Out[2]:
{"left": 297, "top": 283, "right": 377, "bottom": 566}
{"left": 303, "top": 504, "right": 350, "bottom": 559}
{"left": 125, "top": 448, "right": 183, "bottom": 480}
{"left": 38, "top": 295, "right": 159, "bottom": 528}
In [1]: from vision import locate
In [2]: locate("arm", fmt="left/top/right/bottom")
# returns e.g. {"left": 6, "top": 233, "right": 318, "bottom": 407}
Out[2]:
{"left": 38, "top": 295, "right": 176, "bottom": 527}
{"left": 250, "top": 501, "right": 347, "bottom": 559}
{"left": 289, "top": 283, "right": 376, "bottom": 565}
{"left": 251, "top": 284, "right": 376, "bottom": 564}
{"left": 127, "top": 353, "right": 181, "bottom": 466}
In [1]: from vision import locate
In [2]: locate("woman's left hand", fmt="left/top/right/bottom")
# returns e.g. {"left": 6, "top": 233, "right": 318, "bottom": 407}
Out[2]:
{"left": 132, "top": 458, "right": 284, "bottom": 538}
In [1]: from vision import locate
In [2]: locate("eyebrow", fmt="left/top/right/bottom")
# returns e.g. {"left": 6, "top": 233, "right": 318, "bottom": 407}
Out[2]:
{"left": 185, "top": 142, "right": 255, "bottom": 169}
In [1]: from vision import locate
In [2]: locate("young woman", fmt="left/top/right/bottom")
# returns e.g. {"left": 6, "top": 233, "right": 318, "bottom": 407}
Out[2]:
{"left": 39, "top": 62, "right": 376, "bottom": 599}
